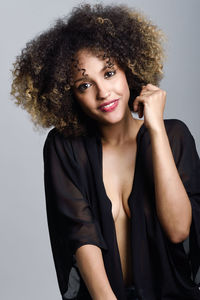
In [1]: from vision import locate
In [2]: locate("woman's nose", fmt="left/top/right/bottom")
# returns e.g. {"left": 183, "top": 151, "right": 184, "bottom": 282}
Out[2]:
{"left": 96, "top": 83, "right": 111, "bottom": 100}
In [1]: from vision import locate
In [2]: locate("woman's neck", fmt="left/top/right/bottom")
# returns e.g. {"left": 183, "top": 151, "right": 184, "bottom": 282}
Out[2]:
{"left": 98, "top": 110, "right": 141, "bottom": 146}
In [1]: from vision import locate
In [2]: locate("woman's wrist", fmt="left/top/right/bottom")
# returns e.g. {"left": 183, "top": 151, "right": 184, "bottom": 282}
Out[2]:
{"left": 148, "top": 120, "right": 166, "bottom": 138}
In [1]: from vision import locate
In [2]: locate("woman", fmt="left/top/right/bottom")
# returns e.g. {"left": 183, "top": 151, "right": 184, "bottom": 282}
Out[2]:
{"left": 11, "top": 3, "right": 200, "bottom": 300}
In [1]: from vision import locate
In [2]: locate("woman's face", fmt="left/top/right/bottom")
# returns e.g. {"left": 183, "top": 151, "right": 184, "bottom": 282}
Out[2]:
{"left": 72, "top": 49, "right": 131, "bottom": 126}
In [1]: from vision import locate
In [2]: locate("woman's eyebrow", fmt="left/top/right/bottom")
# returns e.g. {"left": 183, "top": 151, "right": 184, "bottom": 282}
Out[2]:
{"left": 74, "top": 64, "right": 110, "bottom": 84}
{"left": 74, "top": 76, "right": 89, "bottom": 84}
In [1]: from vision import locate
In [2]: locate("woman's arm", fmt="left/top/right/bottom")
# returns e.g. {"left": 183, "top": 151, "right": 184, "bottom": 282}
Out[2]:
{"left": 149, "top": 123, "right": 192, "bottom": 243}
{"left": 75, "top": 245, "right": 117, "bottom": 300}
{"left": 134, "top": 84, "right": 192, "bottom": 243}
{"left": 43, "top": 132, "right": 113, "bottom": 299}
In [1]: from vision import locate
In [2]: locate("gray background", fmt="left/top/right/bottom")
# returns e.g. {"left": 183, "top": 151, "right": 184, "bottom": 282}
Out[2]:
{"left": 1, "top": 0, "right": 200, "bottom": 299}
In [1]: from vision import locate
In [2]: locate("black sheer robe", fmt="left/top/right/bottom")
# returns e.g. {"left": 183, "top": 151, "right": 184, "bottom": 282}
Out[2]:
{"left": 43, "top": 119, "right": 200, "bottom": 300}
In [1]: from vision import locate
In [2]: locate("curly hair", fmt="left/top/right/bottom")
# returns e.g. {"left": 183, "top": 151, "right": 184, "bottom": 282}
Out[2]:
{"left": 11, "top": 3, "right": 166, "bottom": 137}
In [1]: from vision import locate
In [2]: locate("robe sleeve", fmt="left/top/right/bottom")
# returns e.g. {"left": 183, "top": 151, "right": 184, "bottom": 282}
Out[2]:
{"left": 170, "top": 119, "right": 200, "bottom": 280}
{"left": 43, "top": 129, "right": 108, "bottom": 256}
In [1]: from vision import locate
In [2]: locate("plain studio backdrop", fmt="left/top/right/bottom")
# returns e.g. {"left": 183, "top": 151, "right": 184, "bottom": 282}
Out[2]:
{"left": 1, "top": 0, "right": 200, "bottom": 299}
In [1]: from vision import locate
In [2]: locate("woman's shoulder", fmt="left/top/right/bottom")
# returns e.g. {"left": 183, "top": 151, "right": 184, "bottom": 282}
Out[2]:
{"left": 136, "top": 118, "right": 192, "bottom": 144}
{"left": 43, "top": 127, "right": 91, "bottom": 160}
{"left": 44, "top": 127, "right": 84, "bottom": 146}
{"left": 134, "top": 117, "right": 190, "bottom": 135}
{"left": 164, "top": 118, "right": 189, "bottom": 130}
{"left": 44, "top": 127, "right": 62, "bottom": 142}
{"left": 43, "top": 127, "right": 76, "bottom": 156}
{"left": 163, "top": 119, "right": 199, "bottom": 163}
{"left": 43, "top": 128, "right": 65, "bottom": 152}
{"left": 163, "top": 118, "right": 193, "bottom": 141}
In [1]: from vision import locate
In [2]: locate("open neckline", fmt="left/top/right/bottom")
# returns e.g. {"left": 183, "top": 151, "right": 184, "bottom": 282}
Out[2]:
{"left": 96, "top": 121, "right": 145, "bottom": 212}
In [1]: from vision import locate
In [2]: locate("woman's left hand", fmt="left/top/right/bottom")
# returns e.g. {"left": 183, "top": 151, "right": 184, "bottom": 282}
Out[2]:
{"left": 133, "top": 83, "right": 166, "bottom": 132}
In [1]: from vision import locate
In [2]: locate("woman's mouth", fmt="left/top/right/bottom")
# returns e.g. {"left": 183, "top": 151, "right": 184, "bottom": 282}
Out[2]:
{"left": 99, "top": 99, "right": 119, "bottom": 112}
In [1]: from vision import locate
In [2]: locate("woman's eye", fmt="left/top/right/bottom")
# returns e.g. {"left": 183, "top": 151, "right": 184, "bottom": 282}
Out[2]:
{"left": 77, "top": 82, "right": 91, "bottom": 92}
{"left": 104, "top": 70, "right": 116, "bottom": 78}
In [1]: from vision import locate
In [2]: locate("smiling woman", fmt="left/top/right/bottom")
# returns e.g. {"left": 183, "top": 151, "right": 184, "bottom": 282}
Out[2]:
{"left": 10, "top": 3, "right": 200, "bottom": 300}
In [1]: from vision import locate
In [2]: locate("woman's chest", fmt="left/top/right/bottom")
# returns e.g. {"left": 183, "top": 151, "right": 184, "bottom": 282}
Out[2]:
{"left": 102, "top": 141, "right": 137, "bottom": 221}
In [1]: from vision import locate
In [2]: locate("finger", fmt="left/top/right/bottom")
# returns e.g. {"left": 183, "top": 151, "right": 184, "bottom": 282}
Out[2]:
{"left": 138, "top": 103, "right": 144, "bottom": 118}
{"left": 135, "top": 95, "right": 146, "bottom": 103}
{"left": 133, "top": 96, "right": 144, "bottom": 112}
{"left": 143, "top": 83, "right": 159, "bottom": 91}
{"left": 140, "top": 90, "right": 152, "bottom": 96}
{"left": 133, "top": 101, "right": 138, "bottom": 112}
{"left": 133, "top": 99, "right": 140, "bottom": 112}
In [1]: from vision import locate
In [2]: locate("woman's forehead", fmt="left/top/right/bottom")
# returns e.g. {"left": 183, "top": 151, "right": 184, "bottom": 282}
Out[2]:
{"left": 72, "top": 49, "right": 115, "bottom": 75}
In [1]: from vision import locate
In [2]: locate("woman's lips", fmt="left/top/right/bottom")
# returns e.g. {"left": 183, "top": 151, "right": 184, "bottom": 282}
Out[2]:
{"left": 99, "top": 99, "right": 119, "bottom": 112}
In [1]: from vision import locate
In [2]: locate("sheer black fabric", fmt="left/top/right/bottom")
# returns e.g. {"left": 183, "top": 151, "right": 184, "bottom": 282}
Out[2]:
{"left": 43, "top": 119, "right": 200, "bottom": 300}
